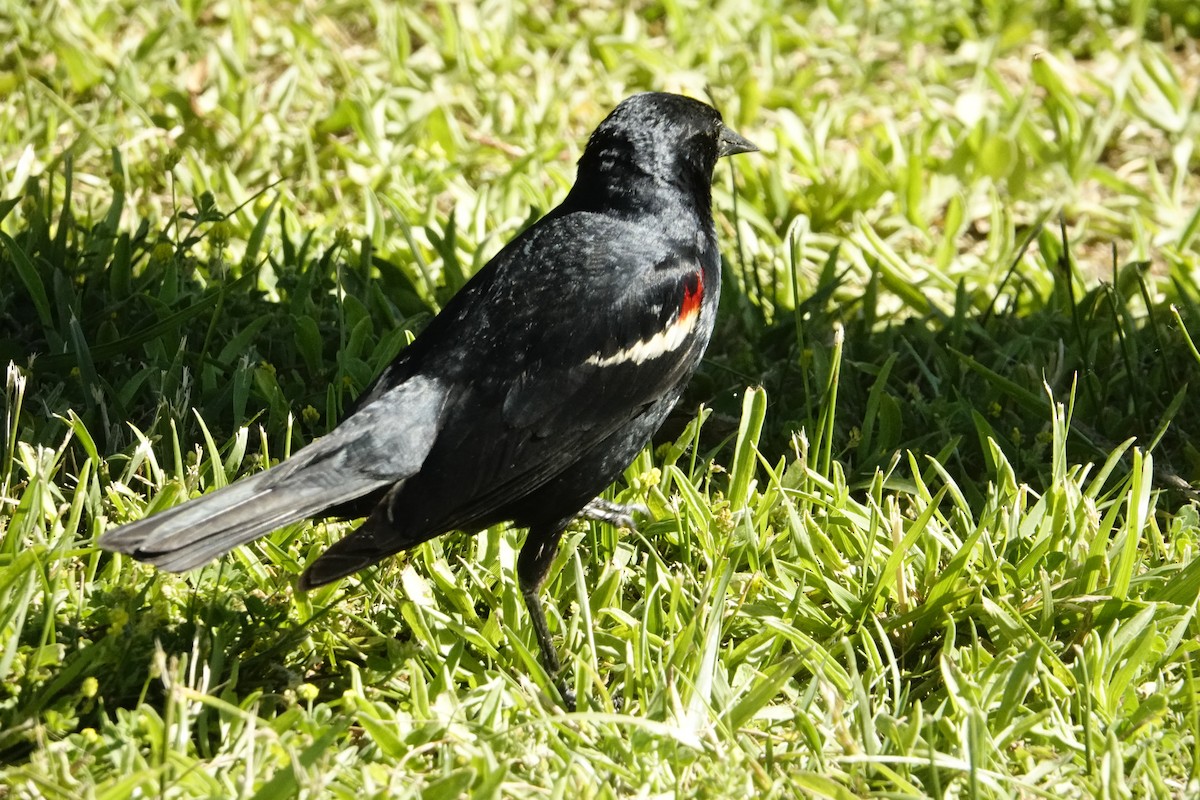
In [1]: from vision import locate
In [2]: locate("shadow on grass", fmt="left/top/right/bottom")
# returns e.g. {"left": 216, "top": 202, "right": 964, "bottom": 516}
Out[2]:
{"left": 7, "top": 169, "right": 1197, "bottom": 493}
{"left": 701, "top": 221, "right": 1200, "bottom": 504}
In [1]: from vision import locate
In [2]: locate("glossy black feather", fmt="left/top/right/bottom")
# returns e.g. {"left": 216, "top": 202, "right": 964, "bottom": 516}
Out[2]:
{"left": 100, "top": 92, "right": 756, "bottom": 601}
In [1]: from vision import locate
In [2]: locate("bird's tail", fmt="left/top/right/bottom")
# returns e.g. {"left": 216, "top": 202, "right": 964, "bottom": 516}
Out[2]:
{"left": 98, "top": 462, "right": 384, "bottom": 572}
{"left": 99, "top": 375, "right": 448, "bottom": 573}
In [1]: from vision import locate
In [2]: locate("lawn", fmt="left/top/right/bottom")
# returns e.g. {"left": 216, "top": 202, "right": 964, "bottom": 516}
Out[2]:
{"left": 3, "top": 0, "right": 1200, "bottom": 796}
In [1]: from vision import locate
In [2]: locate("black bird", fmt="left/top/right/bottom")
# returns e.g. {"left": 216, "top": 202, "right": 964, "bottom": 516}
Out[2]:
{"left": 100, "top": 92, "right": 756, "bottom": 703}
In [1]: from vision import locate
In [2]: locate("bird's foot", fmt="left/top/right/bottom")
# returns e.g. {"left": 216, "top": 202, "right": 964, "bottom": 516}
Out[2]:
{"left": 558, "top": 681, "right": 577, "bottom": 712}
{"left": 580, "top": 498, "right": 649, "bottom": 531}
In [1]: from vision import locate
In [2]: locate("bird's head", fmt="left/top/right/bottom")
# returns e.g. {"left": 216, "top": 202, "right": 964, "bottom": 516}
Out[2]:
{"left": 569, "top": 92, "right": 757, "bottom": 214}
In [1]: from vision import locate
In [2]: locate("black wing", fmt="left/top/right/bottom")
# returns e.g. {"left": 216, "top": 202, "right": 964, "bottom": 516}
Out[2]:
{"left": 300, "top": 211, "right": 717, "bottom": 584}
{"left": 431, "top": 210, "right": 715, "bottom": 507}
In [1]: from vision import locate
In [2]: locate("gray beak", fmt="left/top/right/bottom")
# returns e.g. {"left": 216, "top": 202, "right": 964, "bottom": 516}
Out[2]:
{"left": 718, "top": 125, "right": 758, "bottom": 158}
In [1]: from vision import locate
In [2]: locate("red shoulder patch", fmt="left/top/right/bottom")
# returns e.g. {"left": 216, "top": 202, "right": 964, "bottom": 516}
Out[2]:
{"left": 679, "top": 272, "right": 703, "bottom": 321}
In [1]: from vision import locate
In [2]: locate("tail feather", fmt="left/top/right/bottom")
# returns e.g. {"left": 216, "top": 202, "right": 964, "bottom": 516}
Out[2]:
{"left": 99, "top": 375, "right": 448, "bottom": 573}
{"left": 100, "top": 468, "right": 386, "bottom": 571}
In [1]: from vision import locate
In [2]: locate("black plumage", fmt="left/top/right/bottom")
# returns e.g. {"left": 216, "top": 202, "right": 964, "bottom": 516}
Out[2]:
{"left": 100, "top": 92, "right": 756, "bottom": 704}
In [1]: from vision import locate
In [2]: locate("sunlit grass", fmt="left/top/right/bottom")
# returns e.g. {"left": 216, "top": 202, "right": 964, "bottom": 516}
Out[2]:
{"left": 3, "top": 0, "right": 1200, "bottom": 797}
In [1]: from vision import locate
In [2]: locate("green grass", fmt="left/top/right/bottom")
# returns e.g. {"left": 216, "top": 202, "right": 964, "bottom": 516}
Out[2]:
{"left": 4, "top": 0, "right": 1200, "bottom": 796}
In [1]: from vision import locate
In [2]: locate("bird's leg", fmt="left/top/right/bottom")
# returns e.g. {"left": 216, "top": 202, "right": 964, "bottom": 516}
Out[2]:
{"left": 579, "top": 497, "right": 649, "bottom": 530}
{"left": 517, "top": 524, "right": 575, "bottom": 710}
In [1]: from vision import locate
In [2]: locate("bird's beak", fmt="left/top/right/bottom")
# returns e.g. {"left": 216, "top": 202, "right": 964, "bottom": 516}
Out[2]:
{"left": 717, "top": 125, "right": 758, "bottom": 158}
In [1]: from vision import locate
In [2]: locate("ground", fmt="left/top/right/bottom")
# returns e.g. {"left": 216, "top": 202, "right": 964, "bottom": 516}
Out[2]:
{"left": 2, "top": 0, "right": 1200, "bottom": 797}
